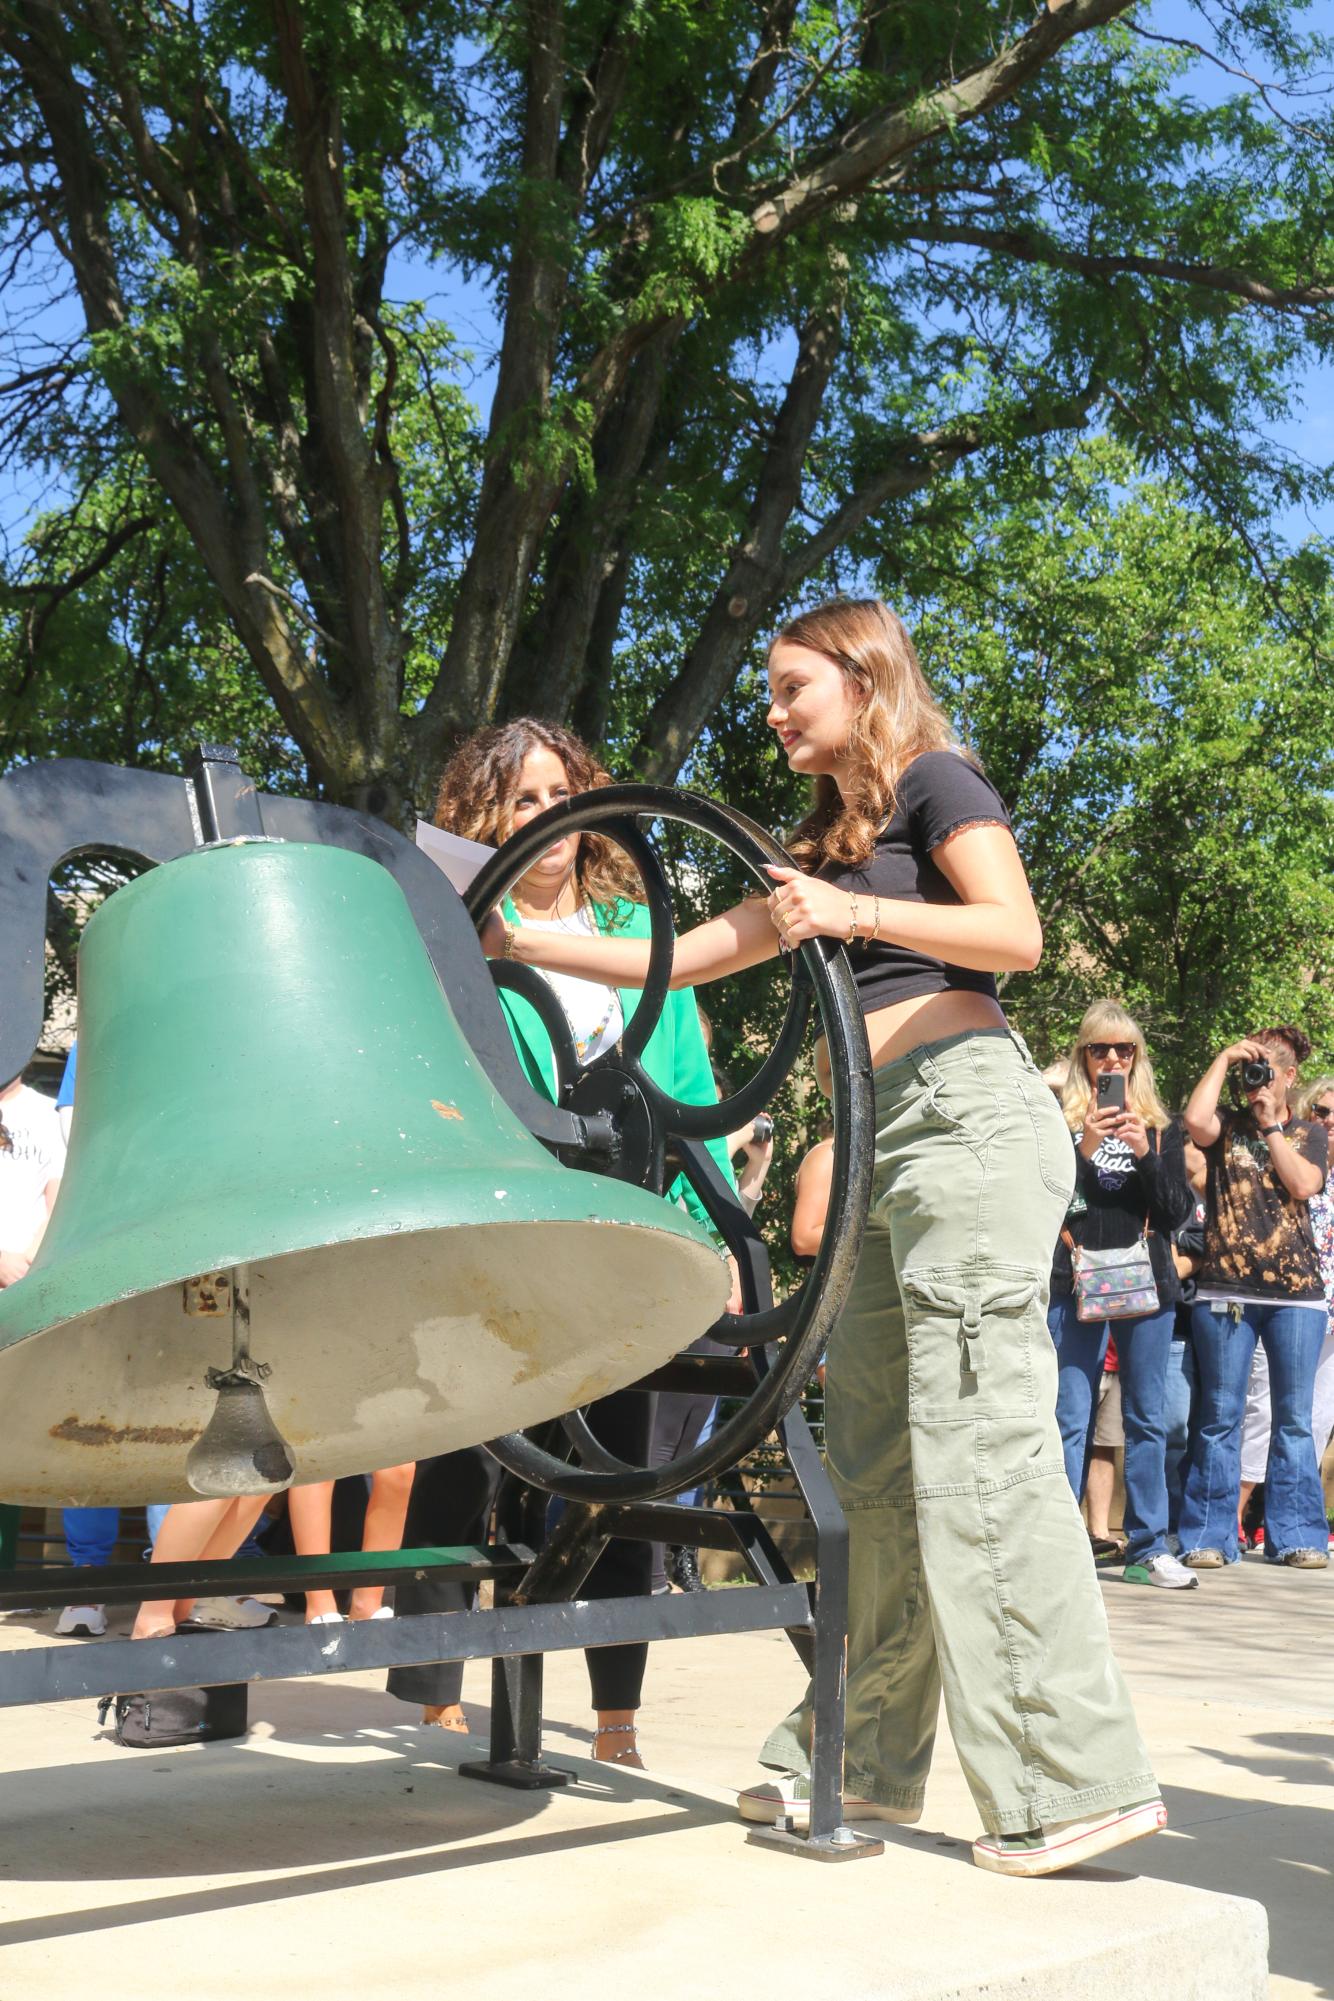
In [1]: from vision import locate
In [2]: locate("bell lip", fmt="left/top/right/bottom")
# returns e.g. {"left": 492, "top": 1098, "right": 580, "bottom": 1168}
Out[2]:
{"left": 0, "top": 1162, "right": 722, "bottom": 1353}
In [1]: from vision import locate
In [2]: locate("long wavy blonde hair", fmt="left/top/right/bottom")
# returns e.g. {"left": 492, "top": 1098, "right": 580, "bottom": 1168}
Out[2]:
{"left": 1061, "top": 1000, "right": 1171, "bottom": 1133}
{"left": 778, "top": 598, "right": 971, "bottom": 871}
{"left": 435, "top": 720, "right": 640, "bottom": 911}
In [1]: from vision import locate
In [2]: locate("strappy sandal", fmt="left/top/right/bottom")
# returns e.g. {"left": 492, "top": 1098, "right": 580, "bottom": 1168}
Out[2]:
{"left": 593, "top": 1722, "right": 644, "bottom": 1769}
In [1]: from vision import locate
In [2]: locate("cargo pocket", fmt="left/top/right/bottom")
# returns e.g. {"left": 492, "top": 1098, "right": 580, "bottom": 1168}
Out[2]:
{"left": 903, "top": 1268, "right": 1041, "bottom": 1423}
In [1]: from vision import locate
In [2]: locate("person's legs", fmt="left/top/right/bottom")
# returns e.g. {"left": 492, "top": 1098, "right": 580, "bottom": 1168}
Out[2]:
{"left": 759, "top": 1193, "right": 939, "bottom": 1812}
{"left": 348, "top": 1463, "right": 415, "bottom": 1620}
{"left": 387, "top": 1448, "right": 501, "bottom": 1725}
{"left": 762, "top": 1031, "right": 1156, "bottom": 1848}
{"left": 1118, "top": 1308, "right": 1177, "bottom": 1565}
{"left": 1255, "top": 1303, "right": 1328, "bottom": 1559}
{"left": 579, "top": 1387, "right": 655, "bottom": 1765}
{"left": 62, "top": 1507, "right": 119, "bottom": 1569}
{"left": 1178, "top": 1305, "right": 1255, "bottom": 1562}
{"left": 1237, "top": 1342, "right": 1272, "bottom": 1542}
{"left": 132, "top": 1496, "right": 268, "bottom": 1636}
{"left": 1310, "top": 1319, "right": 1334, "bottom": 1463}
{"left": 890, "top": 1034, "right": 1154, "bottom": 1838}
{"left": 1047, "top": 1295, "right": 1108, "bottom": 1498}
{"left": 287, "top": 1481, "right": 340, "bottom": 1620}
{"left": 1163, "top": 1338, "right": 1196, "bottom": 1538}
{"left": 1084, "top": 1444, "right": 1118, "bottom": 1541}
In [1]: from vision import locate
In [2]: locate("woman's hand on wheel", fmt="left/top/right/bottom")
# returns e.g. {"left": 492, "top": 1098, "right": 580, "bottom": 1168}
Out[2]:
{"left": 764, "top": 866, "right": 853, "bottom": 946}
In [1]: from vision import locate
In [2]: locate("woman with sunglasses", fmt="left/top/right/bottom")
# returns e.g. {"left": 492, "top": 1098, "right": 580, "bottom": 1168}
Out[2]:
{"left": 1051, "top": 1005, "right": 1195, "bottom": 1589}
{"left": 1233, "top": 1076, "right": 1334, "bottom": 1554}
{"left": 484, "top": 599, "right": 1163, "bottom": 1878}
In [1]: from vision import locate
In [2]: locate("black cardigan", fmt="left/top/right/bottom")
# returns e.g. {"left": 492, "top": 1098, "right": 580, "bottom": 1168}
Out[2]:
{"left": 1051, "top": 1117, "right": 1194, "bottom": 1304}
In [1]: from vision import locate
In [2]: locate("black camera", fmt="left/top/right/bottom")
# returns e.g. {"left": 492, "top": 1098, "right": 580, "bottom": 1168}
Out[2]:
{"left": 751, "top": 1113, "right": 774, "bottom": 1144}
{"left": 1239, "top": 1058, "right": 1274, "bottom": 1092}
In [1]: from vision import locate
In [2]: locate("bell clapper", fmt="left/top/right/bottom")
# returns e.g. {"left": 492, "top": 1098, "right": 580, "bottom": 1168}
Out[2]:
{"left": 184, "top": 1263, "right": 297, "bottom": 1497}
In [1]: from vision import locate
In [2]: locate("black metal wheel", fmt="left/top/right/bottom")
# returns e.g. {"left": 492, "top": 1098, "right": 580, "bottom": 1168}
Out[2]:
{"left": 465, "top": 784, "right": 873, "bottom": 1504}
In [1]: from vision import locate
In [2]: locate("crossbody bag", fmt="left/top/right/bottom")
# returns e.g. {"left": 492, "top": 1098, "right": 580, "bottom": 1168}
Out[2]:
{"left": 1061, "top": 1130, "right": 1161, "bottom": 1323}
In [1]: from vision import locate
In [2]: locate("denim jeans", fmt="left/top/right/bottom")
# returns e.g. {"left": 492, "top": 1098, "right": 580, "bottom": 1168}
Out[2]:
{"left": 62, "top": 1506, "right": 120, "bottom": 1569}
{"left": 1163, "top": 1338, "right": 1196, "bottom": 1537}
{"left": 760, "top": 1028, "right": 1154, "bottom": 1835}
{"left": 1180, "top": 1300, "right": 1328, "bottom": 1561}
{"left": 1048, "top": 1296, "right": 1178, "bottom": 1564}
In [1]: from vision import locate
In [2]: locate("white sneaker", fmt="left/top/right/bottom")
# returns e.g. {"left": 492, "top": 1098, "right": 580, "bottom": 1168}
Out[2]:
{"left": 55, "top": 1603, "right": 107, "bottom": 1638}
{"left": 973, "top": 1798, "right": 1167, "bottom": 1877}
{"left": 182, "top": 1596, "right": 275, "bottom": 1630}
{"left": 307, "top": 1611, "right": 345, "bottom": 1626}
{"left": 1124, "top": 1552, "right": 1198, "bottom": 1590}
{"left": 737, "top": 1773, "right": 921, "bottom": 1829}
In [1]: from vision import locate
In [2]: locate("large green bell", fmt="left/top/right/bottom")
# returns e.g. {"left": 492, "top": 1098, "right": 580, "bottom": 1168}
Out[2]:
{"left": 0, "top": 841, "right": 727, "bottom": 1506}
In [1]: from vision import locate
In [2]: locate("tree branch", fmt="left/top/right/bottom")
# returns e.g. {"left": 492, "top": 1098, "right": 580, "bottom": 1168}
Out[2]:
{"left": 908, "top": 219, "right": 1334, "bottom": 312}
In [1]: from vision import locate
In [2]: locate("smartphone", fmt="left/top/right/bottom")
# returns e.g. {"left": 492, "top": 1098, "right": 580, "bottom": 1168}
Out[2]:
{"left": 1096, "top": 1072, "right": 1127, "bottom": 1115}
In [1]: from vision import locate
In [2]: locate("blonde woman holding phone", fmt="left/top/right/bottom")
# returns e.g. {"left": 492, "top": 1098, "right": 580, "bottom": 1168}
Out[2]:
{"left": 1051, "top": 1004, "right": 1194, "bottom": 1590}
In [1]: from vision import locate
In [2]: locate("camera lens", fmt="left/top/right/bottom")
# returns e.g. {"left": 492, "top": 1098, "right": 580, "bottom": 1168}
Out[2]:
{"left": 751, "top": 1113, "right": 774, "bottom": 1144}
{"left": 1239, "top": 1059, "right": 1274, "bottom": 1091}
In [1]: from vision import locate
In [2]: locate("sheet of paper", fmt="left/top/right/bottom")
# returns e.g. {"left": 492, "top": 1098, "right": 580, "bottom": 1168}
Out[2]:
{"left": 414, "top": 820, "right": 496, "bottom": 894}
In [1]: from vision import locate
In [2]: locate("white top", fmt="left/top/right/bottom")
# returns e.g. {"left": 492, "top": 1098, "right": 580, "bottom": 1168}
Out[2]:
{"left": 0, "top": 1084, "right": 65, "bottom": 1255}
{"left": 520, "top": 905, "right": 624, "bottom": 1066}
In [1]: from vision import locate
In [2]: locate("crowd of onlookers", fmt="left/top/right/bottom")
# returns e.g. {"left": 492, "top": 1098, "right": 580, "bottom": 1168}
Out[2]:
{"left": 1040, "top": 1009, "right": 1333, "bottom": 1583}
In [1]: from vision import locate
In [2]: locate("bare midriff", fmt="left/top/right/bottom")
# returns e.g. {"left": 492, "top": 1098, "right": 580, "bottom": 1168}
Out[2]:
{"left": 819, "top": 986, "right": 1008, "bottom": 1079}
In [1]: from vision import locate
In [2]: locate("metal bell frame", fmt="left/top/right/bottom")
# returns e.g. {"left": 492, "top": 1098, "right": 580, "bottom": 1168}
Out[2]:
{"left": 0, "top": 747, "right": 878, "bottom": 1861}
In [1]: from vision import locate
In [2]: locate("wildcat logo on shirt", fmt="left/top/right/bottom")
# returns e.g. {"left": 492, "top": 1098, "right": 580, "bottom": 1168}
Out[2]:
{"left": 1076, "top": 1131, "right": 1136, "bottom": 1192}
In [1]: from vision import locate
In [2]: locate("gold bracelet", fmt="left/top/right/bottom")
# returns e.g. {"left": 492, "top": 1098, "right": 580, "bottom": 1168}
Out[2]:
{"left": 502, "top": 920, "right": 517, "bottom": 960}
{"left": 847, "top": 892, "right": 860, "bottom": 942}
{"left": 870, "top": 895, "right": 882, "bottom": 941}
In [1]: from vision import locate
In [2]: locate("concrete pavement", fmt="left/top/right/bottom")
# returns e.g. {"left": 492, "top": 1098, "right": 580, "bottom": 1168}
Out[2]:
{"left": 0, "top": 1554, "right": 1327, "bottom": 2000}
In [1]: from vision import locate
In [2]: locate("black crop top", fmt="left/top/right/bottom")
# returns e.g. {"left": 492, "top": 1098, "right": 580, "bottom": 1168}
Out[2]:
{"left": 817, "top": 751, "right": 1011, "bottom": 1016}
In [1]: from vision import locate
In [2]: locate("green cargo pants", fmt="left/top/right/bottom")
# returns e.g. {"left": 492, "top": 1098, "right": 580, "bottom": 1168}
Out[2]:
{"left": 761, "top": 1028, "right": 1156, "bottom": 1835}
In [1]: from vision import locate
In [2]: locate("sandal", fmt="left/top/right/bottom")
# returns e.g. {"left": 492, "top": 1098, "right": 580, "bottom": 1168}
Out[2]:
{"left": 593, "top": 1722, "right": 644, "bottom": 1769}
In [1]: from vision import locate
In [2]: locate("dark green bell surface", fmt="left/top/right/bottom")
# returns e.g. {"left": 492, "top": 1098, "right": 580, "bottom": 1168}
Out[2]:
{"left": 0, "top": 841, "right": 727, "bottom": 1505}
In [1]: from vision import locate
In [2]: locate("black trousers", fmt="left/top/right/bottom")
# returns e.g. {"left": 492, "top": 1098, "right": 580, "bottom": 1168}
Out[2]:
{"left": 386, "top": 1388, "right": 654, "bottom": 1713}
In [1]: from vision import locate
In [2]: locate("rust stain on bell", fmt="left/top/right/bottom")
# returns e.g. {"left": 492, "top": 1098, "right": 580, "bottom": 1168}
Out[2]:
{"left": 50, "top": 1415, "right": 202, "bottom": 1448}
{"left": 431, "top": 1100, "right": 464, "bottom": 1121}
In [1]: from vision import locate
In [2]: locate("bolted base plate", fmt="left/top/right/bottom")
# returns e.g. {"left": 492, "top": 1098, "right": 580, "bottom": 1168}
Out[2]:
{"left": 746, "top": 1821, "right": 885, "bottom": 1861}
{"left": 459, "top": 1758, "right": 575, "bottom": 1792}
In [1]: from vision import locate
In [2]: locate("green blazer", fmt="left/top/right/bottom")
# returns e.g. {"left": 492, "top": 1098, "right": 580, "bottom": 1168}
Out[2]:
{"left": 497, "top": 896, "right": 735, "bottom": 1235}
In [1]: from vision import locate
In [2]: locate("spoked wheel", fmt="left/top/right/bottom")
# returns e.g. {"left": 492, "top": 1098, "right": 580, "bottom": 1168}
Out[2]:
{"left": 464, "top": 784, "right": 873, "bottom": 1504}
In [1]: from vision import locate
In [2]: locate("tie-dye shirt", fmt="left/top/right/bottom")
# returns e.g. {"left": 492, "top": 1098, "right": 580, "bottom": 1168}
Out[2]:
{"left": 1198, "top": 1110, "right": 1328, "bottom": 1305}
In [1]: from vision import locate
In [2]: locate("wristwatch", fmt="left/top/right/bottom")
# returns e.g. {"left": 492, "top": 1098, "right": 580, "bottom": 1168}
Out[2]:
{"left": 1261, "top": 1124, "right": 1283, "bottom": 1137}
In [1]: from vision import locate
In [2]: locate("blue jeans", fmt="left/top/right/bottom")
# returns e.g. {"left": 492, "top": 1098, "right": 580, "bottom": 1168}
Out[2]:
{"left": 1180, "top": 1301, "right": 1328, "bottom": 1562}
{"left": 62, "top": 1507, "right": 120, "bottom": 1569}
{"left": 1048, "top": 1295, "right": 1178, "bottom": 1563}
{"left": 1163, "top": 1338, "right": 1196, "bottom": 1537}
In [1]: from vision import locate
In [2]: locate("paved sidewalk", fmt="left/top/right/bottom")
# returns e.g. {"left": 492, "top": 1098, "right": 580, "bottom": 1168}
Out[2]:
{"left": 0, "top": 1554, "right": 1326, "bottom": 2000}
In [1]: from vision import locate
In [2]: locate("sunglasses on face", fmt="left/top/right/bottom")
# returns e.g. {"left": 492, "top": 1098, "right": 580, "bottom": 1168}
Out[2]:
{"left": 1085, "top": 1042, "right": 1136, "bottom": 1062}
{"left": 1311, "top": 1103, "right": 1334, "bottom": 1121}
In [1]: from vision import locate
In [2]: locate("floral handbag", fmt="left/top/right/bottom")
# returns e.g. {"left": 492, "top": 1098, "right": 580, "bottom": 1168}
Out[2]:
{"left": 1061, "top": 1233, "right": 1160, "bottom": 1323}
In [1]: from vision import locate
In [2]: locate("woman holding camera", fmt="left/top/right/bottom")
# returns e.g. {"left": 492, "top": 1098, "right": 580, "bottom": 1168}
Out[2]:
{"left": 488, "top": 599, "right": 1162, "bottom": 1877}
{"left": 387, "top": 719, "right": 736, "bottom": 1764}
{"left": 1050, "top": 1004, "right": 1195, "bottom": 1589}
{"left": 1179, "top": 1028, "right": 1329, "bottom": 1569}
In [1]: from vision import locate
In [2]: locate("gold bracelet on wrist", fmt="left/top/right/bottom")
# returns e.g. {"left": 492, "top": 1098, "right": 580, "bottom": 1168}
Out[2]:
{"left": 847, "top": 892, "right": 860, "bottom": 943}
{"left": 501, "top": 920, "right": 517, "bottom": 960}
{"left": 870, "top": 895, "right": 882, "bottom": 941}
